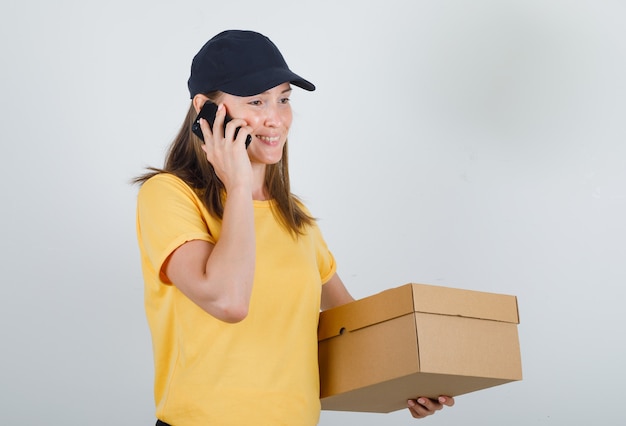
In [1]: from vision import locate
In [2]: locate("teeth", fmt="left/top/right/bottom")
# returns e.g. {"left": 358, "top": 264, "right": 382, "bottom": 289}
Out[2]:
{"left": 259, "top": 136, "right": 279, "bottom": 142}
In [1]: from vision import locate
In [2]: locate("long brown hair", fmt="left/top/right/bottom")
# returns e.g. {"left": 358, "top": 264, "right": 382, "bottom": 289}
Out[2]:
{"left": 133, "top": 94, "right": 315, "bottom": 236}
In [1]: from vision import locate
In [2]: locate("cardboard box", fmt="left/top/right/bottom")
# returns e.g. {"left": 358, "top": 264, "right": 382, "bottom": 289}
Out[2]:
{"left": 318, "top": 283, "right": 522, "bottom": 413}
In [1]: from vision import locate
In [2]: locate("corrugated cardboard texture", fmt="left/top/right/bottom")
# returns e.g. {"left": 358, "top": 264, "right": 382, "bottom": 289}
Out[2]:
{"left": 318, "top": 283, "right": 522, "bottom": 413}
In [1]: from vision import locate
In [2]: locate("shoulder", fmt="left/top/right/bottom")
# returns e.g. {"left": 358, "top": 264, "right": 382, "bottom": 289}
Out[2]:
{"left": 137, "top": 173, "right": 204, "bottom": 212}
{"left": 139, "top": 173, "right": 195, "bottom": 197}
{"left": 140, "top": 172, "right": 186, "bottom": 190}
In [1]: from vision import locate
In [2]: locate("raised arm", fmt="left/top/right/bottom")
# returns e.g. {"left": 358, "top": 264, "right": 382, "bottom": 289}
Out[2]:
{"left": 164, "top": 105, "right": 256, "bottom": 323}
{"left": 164, "top": 184, "right": 255, "bottom": 323}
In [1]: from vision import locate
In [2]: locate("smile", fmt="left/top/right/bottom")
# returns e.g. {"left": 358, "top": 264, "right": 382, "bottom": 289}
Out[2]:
{"left": 258, "top": 135, "right": 280, "bottom": 143}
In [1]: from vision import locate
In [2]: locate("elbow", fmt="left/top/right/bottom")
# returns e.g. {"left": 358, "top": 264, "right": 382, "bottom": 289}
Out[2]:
{"left": 196, "top": 298, "right": 249, "bottom": 323}
{"left": 219, "top": 303, "right": 249, "bottom": 323}
{"left": 208, "top": 292, "right": 250, "bottom": 323}
{"left": 193, "top": 278, "right": 252, "bottom": 323}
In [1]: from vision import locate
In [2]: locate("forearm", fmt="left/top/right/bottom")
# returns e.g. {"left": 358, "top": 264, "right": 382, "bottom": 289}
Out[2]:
{"left": 321, "top": 273, "right": 355, "bottom": 311}
{"left": 202, "top": 185, "right": 256, "bottom": 321}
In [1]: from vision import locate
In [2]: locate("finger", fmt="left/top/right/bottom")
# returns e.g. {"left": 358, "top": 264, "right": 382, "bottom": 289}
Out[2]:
{"left": 407, "top": 398, "right": 440, "bottom": 419}
{"left": 224, "top": 118, "right": 248, "bottom": 143}
{"left": 212, "top": 104, "right": 227, "bottom": 139}
{"left": 198, "top": 118, "right": 216, "bottom": 149}
{"left": 233, "top": 125, "right": 253, "bottom": 148}
{"left": 407, "top": 400, "right": 428, "bottom": 418}
{"left": 419, "top": 397, "right": 443, "bottom": 412}
{"left": 438, "top": 395, "right": 455, "bottom": 407}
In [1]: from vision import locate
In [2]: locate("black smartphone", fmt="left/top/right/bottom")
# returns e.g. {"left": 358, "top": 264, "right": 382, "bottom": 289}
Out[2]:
{"left": 192, "top": 101, "right": 252, "bottom": 149}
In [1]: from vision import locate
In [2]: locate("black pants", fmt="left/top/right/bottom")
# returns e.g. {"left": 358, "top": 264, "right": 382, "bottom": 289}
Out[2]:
{"left": 156, "top": 421, "right": 170, "bottom": 426}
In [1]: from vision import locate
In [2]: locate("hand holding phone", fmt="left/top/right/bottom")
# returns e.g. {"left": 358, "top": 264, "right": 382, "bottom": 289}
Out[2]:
{"left": 192, "top": 101, "right": 252, "bottom": 148}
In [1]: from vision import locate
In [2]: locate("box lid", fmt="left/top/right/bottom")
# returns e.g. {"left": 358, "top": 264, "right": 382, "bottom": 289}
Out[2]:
{"left": 318, "top": 283, "right": 519, "bottom": 341}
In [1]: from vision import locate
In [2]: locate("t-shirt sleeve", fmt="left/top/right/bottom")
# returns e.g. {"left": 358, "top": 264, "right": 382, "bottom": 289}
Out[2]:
{"left": 296, "top": 201, "right": 337, "bottom": 284}
{"left": 136, "top": 174, "right": 215, "bottom": 283}
{"left": 310, "top": 222, "right": 337, "bottom": 284}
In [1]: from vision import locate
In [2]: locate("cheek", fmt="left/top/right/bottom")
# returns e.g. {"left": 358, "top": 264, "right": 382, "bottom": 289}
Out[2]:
{"left": 244, "top": 115, "right": 263, "bottom": 128}
{"left": 283, "top": 110, "right": 293, "bottom": 129}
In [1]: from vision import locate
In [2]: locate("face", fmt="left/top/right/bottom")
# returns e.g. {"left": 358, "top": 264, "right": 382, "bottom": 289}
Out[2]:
{"left": 221, "top": 82, "right": 293, "bottom": 165}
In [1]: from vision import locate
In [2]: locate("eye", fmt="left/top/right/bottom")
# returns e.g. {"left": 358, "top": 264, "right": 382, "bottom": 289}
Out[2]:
{"left": 248, "top": 100, "right": 262, "bottom": 106}
{"left": 279, "top": 97, "right": 291, "bottom": 104}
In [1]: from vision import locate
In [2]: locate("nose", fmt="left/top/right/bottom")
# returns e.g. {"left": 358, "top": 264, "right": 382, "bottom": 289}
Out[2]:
{"left": 264, "top": 104, "right": 283, "bottom": 127}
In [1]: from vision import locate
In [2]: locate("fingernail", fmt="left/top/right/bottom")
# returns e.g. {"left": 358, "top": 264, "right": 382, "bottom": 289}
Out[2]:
{"left": 408, "top": 400, "right": 415, "bottom": 407}
{"left": 418, "top": 398, "right": 426, "bottom": 405}
{"left": 438, "top": 396, "right": 446, "bottom": 403}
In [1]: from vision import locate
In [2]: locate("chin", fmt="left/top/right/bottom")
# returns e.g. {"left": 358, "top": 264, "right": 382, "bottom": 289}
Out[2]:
{"left": 265, "top": 156, "right": 283, "bottom": 165}
{"left": 250, "top": 145, "right": 284, "bottom": 165}
{"left": 250, "top": 153, "right": 283, "bottom": 165}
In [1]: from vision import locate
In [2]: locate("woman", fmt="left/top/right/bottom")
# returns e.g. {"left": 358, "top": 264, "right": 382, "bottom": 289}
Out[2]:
{"left": 135, "top": 29, "right": 453, "bottom": 425}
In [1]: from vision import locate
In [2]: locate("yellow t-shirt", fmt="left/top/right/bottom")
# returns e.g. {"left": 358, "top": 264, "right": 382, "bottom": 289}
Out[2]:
{"left": 136, "top": 173, "right": 336, "bottom": 426}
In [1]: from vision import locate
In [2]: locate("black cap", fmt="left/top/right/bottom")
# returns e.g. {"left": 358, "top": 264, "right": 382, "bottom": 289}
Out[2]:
{"left": 188, "top": 30, "right": 316, "bottom": 98}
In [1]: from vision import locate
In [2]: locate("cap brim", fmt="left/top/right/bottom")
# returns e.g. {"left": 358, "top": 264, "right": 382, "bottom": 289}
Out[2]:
{"left": 220, "top": 68, "right": 315, "bottom": 96}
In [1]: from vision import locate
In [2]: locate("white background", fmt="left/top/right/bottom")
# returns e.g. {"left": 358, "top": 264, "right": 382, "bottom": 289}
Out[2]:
{"left": 1, "top": 0, "right": 625, "bottom": 425}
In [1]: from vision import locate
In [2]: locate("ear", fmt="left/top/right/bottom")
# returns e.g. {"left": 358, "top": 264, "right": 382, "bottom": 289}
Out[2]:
{"left": 192, "top": 94, "right": 210, "bottom": 114}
